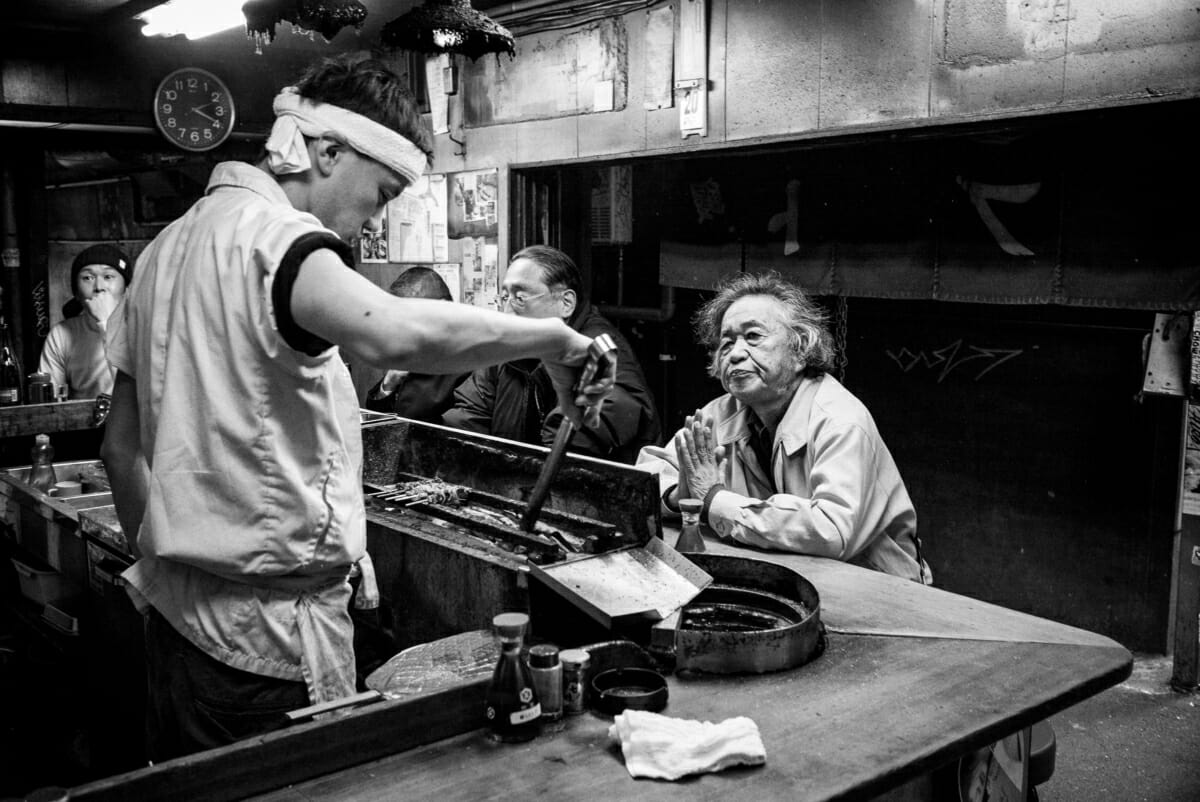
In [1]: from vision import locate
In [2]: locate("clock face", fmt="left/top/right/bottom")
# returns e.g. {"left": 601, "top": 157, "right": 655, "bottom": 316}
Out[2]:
{"left": 153, "top": 68, "right": 236, "bottom": 152}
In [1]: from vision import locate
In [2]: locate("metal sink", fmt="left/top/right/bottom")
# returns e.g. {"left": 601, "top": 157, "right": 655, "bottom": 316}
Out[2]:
{"left": 4, "top": 459, "right": 110, "bottom": 495}
{"left": 58, "top": 491, "right": 115, "bottom": 510}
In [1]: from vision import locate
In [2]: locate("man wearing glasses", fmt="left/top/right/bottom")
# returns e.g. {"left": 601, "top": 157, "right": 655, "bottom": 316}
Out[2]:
{"left": 443, "top": 245, "right": 660, "bottom": 463}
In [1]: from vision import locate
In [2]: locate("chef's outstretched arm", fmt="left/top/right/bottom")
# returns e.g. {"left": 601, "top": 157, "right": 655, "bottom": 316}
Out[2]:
{"left": 290, "top": 249, "right": 614, "bottom": 427}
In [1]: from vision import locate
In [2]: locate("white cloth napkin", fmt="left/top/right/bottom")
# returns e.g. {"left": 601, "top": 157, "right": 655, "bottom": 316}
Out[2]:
{"left": 608, "top": 709, "right": 767, "bottom": 780}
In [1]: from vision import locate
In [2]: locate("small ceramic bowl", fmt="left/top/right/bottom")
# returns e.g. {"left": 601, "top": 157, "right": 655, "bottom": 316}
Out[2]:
{"left": 590, "top": 667, "right": 668, "bottom": 716}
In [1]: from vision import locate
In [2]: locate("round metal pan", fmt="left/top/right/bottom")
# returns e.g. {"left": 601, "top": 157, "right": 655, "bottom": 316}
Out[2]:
{"left": 668, "top": 552, "right": 823, "bottom": 674}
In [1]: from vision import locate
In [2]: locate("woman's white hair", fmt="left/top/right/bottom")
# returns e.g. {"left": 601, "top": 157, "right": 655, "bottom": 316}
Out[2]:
{"left": 693, "top": 271, "right": 836, "bottom": 378}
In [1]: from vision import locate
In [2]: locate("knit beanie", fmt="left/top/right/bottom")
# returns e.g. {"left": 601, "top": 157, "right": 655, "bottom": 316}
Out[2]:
{"left": 71, "top": 244, "right": 132, "bottom": 291}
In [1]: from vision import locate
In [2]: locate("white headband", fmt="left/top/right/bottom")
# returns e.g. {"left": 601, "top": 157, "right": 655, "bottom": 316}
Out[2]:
{"left": 266, "top": 87, "right": 427, "bottom": 185}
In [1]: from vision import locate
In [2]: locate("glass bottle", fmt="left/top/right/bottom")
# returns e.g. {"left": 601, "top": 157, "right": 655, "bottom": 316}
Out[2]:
{"left": 29, "top": 433, "right": 57, "bottom": 494}
{"left": 559, "top": 648, "right": 590, "bottom": 715}
{"left": 485, "top": 612, "right": 541, "bottom": 743}
{"left": 528, "top": 644, "right": 563, "bottom": 722}
{"left": 0, "top": 317, "right": 21, "bottom": 406}
{"left": 676, "top": 498, "right": 706, "bottom": 552}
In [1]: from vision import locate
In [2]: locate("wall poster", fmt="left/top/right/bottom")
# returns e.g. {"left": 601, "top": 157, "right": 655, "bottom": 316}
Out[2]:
{"left": 448, "top": 169, "right": 499, "bottom": 239}
{"left": 447, "top": 168, "right": 500, "bottom": 308}
{"left": 1185, "top": 403, "right": 1200, "bottom": 517}
{"left": 435, "top": 264, "right": 462, "bottom": 303}
{"left": 359, "top": 207, "right": 388, "bottom": 263}
{"left": 355, "top": 169, "right": 500, "bottom": 311}
{"left": 387, "top": 173, "right": 449, "bottom": 264}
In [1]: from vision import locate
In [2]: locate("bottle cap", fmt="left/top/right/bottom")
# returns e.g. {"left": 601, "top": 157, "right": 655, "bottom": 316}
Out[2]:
{"left": 35, "top": 433, "right": 49, "bottom": 445}
{"left": 492, "top": 611, "right": 529, "bottom": 639}
{"left": 528, "top": 644, "right": 560, "bottom": 668}
{"left": 559, "top": 648, "right": 590, "bottom": 668}
{"left": 679, "top": 498, "right": 703, "bottom": 514}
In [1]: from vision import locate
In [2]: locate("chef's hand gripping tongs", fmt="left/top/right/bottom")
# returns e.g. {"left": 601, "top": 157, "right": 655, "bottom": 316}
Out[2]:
{"left": 519, "top": 333, "right": 617, "bottom": 533}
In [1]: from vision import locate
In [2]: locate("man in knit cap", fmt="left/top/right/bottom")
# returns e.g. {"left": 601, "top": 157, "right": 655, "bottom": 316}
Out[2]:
{"left": 38, "top": 243, "right": 131, "bottom": 398}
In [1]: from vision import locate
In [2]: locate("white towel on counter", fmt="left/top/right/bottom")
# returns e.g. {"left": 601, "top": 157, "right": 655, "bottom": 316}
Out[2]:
{"left": 608, "top": 709, "right": 767, "bottom": 780}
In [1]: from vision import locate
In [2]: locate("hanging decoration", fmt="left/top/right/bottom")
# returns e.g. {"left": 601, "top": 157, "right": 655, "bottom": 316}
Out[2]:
{"left": 242, "top": 0, "right": 368, "bottom": 54}
{"left": 380, "top": 0, "right": 515, "bottom": 61}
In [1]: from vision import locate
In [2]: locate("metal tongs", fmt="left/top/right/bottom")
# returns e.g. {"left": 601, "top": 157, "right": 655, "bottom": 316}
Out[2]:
{"left": 519, "top": 333, "right": 617, "bottom": 533}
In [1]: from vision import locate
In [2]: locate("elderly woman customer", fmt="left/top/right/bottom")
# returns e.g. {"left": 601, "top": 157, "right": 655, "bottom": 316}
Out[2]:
{"left": 637, "top": 272, "right": 929, "bottom": 584}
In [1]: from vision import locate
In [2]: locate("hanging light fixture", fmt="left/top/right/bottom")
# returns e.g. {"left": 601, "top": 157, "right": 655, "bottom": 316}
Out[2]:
{"left": 139, "top": 0, "right": 247, "bottom": 40}
{"left": 380, "top": 0, "right": 515, "bottom": 61}
{"left": 242, "top": 0, "right": 369, "bottom": 54}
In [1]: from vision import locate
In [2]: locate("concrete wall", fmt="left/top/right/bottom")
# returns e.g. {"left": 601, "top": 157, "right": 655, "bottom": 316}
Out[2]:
{"left": 447, "top": 2, "right": 1199, "bottom": 160}
{"left": 4, "top": 2, "right": 1196, "bottom": 148}
{"left": 3, "top": 1, "right": 1196, "bottom": 205}
{"left": 422, "top": 0, "right": 1199, "bottom": 260}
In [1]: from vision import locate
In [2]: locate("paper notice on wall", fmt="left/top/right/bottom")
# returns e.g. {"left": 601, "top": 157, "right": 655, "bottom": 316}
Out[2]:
{"left": 387, "top": 174, "right": 448, "bottom": 264}
{"left": 435, "top": 264, "right": 461, "bottom": 304}
{"left": 425, "top": 54, "right": 450, "bottom": 135}
{"left": 1184, "top": 403, "right": 1200, "bottom": 517}
{"left": 429, "top": 174, "right": 449, "bottom": 262}
{"left": 1190, "top": 312, "right": 1200, "bottom": 400}
{"left": 448, "top": 169, "right": 499, "bottom": 240}
{"left": 456, "top": 237, "right": 500, "bottom": 309}
{"left": 677, "top": 0, "right": 708, "bottom": 138}
{"left": 593, "top": 80, "right": 614, "bottom": 112}
{"left": 460, "top": 237, "right": 482, "bottom": 307}
{"left": 481, "top": 243, "right": 499, "bottom": 310}
{"left": 359, "top": 207, "right": 388, "bottom": 263}
{"left": 643, "top": 4, "right": 674, "bottom": 110}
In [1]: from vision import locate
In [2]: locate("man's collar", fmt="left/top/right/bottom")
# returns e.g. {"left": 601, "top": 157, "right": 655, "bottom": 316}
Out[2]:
{"left": 206, "top": 161, "right": 291, "bottom": 208}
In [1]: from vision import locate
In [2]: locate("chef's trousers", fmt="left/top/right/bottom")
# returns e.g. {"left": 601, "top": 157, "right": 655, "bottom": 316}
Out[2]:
{"left": 143, "top": 607, "right": 310, "bottom": 762}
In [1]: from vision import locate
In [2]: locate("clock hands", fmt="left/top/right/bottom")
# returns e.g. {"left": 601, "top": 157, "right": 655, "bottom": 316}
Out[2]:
{"left": 191, "top": 105, "right": 220, "bottom": 124}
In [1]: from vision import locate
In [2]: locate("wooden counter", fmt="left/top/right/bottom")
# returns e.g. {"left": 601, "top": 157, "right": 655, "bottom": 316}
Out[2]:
{"left": 65, "top": 535, "right": 1132, "bottom": 802}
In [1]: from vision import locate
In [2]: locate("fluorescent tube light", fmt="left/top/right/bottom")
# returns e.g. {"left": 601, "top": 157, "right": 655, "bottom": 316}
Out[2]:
{"left": 138, "top": 0, "right": 247, "bottom": 40}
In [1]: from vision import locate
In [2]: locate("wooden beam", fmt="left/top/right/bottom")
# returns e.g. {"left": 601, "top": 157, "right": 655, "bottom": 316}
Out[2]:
{"left": 0, "top": 400, "right": 100, "bottom": 438}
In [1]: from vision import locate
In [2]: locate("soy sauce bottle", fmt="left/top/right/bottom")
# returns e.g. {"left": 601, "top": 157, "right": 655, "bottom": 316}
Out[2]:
{"left": 485, "top": 612, "right": 541, "bottom": 743}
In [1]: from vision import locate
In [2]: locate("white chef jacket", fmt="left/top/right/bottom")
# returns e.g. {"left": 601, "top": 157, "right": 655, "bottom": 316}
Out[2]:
{"left": 107, "top": 161, "right": 364, "bottom": 703}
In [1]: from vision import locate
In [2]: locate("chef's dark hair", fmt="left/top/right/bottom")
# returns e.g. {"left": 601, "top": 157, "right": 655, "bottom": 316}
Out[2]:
{"left": 292, "top": 55, "right": 433, "bottom": 169}
{"left": 509, "top": 245, "right": 583, "bottom": 298}
{"left": 390, "top": 267, "right": 452, "bottom": 302}
{"left": 694, "top": 272, "right": 835, "bottom": 378}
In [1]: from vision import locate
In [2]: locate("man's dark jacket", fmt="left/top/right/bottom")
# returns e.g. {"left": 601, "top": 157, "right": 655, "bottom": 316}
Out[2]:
{"left": 363, "top": 372, "right": 465, "bottom": 423}
{"left": 442, "top": 305, "right": 661, "bottom": 463}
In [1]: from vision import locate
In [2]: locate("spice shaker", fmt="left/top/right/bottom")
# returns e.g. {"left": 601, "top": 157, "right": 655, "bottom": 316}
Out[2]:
{"left": 559, "top": 648, "right": 591, "bottom": 715}
{"left": 527, "top": 644, "right": 563, "bottom": 721}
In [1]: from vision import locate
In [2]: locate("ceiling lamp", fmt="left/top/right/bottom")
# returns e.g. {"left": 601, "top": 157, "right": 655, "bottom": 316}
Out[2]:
{"left": 242, "top": 0, "right": 369, "bottom": 54}
{"left": 381, "top": 0, "right": 515, "bottom": 61}
{"left": 139, "top": 0, "right": 246, "bottom": 39}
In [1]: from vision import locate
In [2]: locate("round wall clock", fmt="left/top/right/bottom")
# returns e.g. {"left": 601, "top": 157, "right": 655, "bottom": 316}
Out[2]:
{"left": 153, "top": 67, "right": 236, "bottom": 152}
